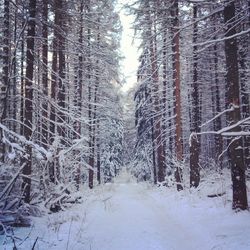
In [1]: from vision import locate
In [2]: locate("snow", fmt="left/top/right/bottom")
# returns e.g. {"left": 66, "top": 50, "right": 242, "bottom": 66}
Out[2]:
{"left": 1, "top": 170, "right": 250, "bottom": 250}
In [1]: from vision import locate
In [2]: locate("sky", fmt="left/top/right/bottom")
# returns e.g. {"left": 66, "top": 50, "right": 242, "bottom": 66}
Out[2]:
{"left": 118, "top": 2, "right": 140, "bottom": 93}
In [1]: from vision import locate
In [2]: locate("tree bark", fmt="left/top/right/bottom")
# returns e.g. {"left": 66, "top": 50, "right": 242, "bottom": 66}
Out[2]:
{"left": 171, "top": 0, "right": 183, "bottom": 191}
{"left": 20, "top": 5, "right": 25, "bottom": 137}
{"left": 21, "top": 0, "right": 37, "bottom": 203}
{"left": 49, "top": 0, "right": 62, "bottom": 183}
{"left": 96, "top": 119, "right": 101, "bottom": 185}
{"left": 56, "top": 0, "right": 66, "bottom": 142}
{"left": 224, "top": 1, "right": 248, "bottom": 210}
{"left": 147, "top": 3, "right": 165, "bottom": 184}
{"left": 74, "top": 0, "right": 84, "bottom": 190}
{"left": 190, "top": 4, "right": 200, "bottom": 188}
{"left": 213, "top": 41, "right": 223, "bottom": 167}
{"left": 41, "top": 0, "right": 48, "bottom": 149}
{"left": 0, "top": 0, "right": 10, "bottom": 162}
{"left": 238, "top": 2, "right": 250, "bottom": 171}
{"left": 87, "top": 4, "right": 94, "bottom": 189}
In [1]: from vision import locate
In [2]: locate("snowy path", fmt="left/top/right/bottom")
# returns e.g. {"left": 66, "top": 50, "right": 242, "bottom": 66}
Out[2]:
{"left": 83, "top": 172, "right": 249, "bottom": 250}
{"left": 85, "top": 179, "right": 201, "bottom": 250}
{"left": 1, "top": 170, "right": 250, "bottom": 249}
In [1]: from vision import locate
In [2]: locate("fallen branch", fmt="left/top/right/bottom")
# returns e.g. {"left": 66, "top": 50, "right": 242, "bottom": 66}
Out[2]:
{"left": 207, "top": 192, "right": 226, "bottom": 198}
{"left": 0, "top": 164, "right": 25, "bottom": 201}
{"left": 31, "top": 237, "right": 39, "bottom": 250}
{"left": 0, "top": 214, "right": 31, "bottom": 228}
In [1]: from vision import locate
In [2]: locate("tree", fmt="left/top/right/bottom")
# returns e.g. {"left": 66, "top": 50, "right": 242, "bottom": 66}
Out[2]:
{"left": 148, "top": 2, "right": 165, "bottom": 183}
{"left": 56, "top": 0, "right": 67, "bottom": 143}
{"left": 189, "top": 4, "right": 200, "bottom": 188}
{"left": 21, "top": 0, "right": 37, "bottom": 203}
{"left": 224, "top": 0, "right": 248, "bottom": 210}
{"left": 170, "top": 0, "right": 183, "bottom": 191}
{"left": 0, "top": 0, "right": 10, "bottom": 162}
{"left": 41, "top": 0, "right": 48, "bottom": 149}
{"left": 0, "top": 0, "right": 122, "bottom": 213}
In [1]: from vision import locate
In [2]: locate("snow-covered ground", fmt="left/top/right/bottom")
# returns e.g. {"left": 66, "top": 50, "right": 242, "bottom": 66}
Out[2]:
{"left": 1, "top": 170, "right": 250, "bottom": 250}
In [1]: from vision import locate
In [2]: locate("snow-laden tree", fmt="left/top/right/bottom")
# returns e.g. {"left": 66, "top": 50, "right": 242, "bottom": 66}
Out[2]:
{"left": 129, "top": 0, "right": 249, "bottom": 210}
{"left": 0, "top": 0, "right": 122, "bottom": 217}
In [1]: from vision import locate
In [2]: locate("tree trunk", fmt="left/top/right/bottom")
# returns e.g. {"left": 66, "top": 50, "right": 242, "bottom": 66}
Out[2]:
{"left": 49, "top": 1, "right": 59, "bottom": 144}
{"left": 57, "top": 0, "right": 66, "bottom": 142}
{"left": 41, "top": 0, "right": 48, "bottom": 149}
{"left": 238, "top": 2, "right": 250, "bottom": 171}
{"left": 224, "top": 1, "right": 248, "bottom": 210}
{"left": 171, "top": 0, "right": 183, "bottom": 191}
{"left": 74, "top": 0, "right": 84, "bottom": 190}
{"left": 87, "top": 11, "right": 94, "bottom": 189}
{"left": 213, "top": 41, "right": 223, "bottom": 167}
{"left": 0, "top": 0, "right": 10, "bottom": 162}
{"left": 147, "top": 4, "right": 165, "bottom": 183}
{"left": 190, "top": 4, "right": 200, "bottom": 188}
{"left": 49, "top": 0, "right": 60, "bottom": 183}
{"left": 93, "top": 25, "right": 100, "bottom": 185}
{"left": 88, "top": 79, "right": 94, "bottom": 189}
{"left": 96, "top": 119, "right": 101, "bottom": 185}
{"left": 20, "top": 5, "right": 25, "bottom": 137}
{"left": 12, "top": 7, "right": 17, "bottom": 133}
{"left": 151, "top": 116, "right": 157, "bottom": 184}
{"left": 162, "top": 19, "right": 170, "bottom": 175}
{"left": 21, "top": 0, "right": 37, "bottom": 203}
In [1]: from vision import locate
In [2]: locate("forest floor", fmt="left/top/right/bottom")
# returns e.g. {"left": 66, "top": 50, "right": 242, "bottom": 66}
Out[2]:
{"left": 1, "top": 170, "right": 250, "bottom": 250}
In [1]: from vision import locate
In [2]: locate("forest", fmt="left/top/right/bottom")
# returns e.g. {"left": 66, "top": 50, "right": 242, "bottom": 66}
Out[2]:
{"left": 129, "top": 0, "right": 249, "bottom": 210}
{"left": 0, "top": 0, "right": 250, "bottom": 249}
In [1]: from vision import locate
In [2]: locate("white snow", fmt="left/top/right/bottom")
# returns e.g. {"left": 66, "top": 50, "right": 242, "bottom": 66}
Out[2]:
{"left": 1, "top": 170, "right": 250, "bottom": 250}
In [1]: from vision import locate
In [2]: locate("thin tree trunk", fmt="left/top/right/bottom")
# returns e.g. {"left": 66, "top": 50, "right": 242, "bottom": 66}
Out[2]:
{"left": 151, "top": 116, "right": 157, "bottom": 184}
{"left": 0, "top": 0, "right": 10, "bottom": 162}
{"left": 49, "top": 3, "right": 59, "bottom": 183}
{"left": 171, "top": 0, "right": 183, "bottom": 191}
{"left": 57, "top": 0, "right": 66, "bottom": 143}
{"left": 87, "top": 11, "right": 94, "bottom": 189}
{"left": 21, "top": 0, "right": 37, "bottom": 203}
{"left": 148, "top": 5, "right": 165, "bottom": 183}
{"left": 41, "top": 0, "right": 48, "bottom": 149}
{"left": 20, "top": 6, "right": 25, "bottom": 137}
{"left": 96, "top": 119, "right": 101, "bottom": 185}
{"left": 74, "top": 0, "right": 84, "bottom": 190}
{"left": 10, "top": 5, "right": 17, "bottom": 133}
{"left": 213, "top": 41, "right": 223, "bottom": 167}
{"left": 190, "top": 4, "right": 200, "bottom": 188}
{"left": 162, "top": 22, "right": 169, "bottom": 175}
{"left": 88, "top": 78, "right": 94, "bottom": 189}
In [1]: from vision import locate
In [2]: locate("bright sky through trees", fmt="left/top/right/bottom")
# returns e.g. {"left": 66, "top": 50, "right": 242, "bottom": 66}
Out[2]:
{"left": 118, "top": 2, "right": 139, "bottom": 92}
